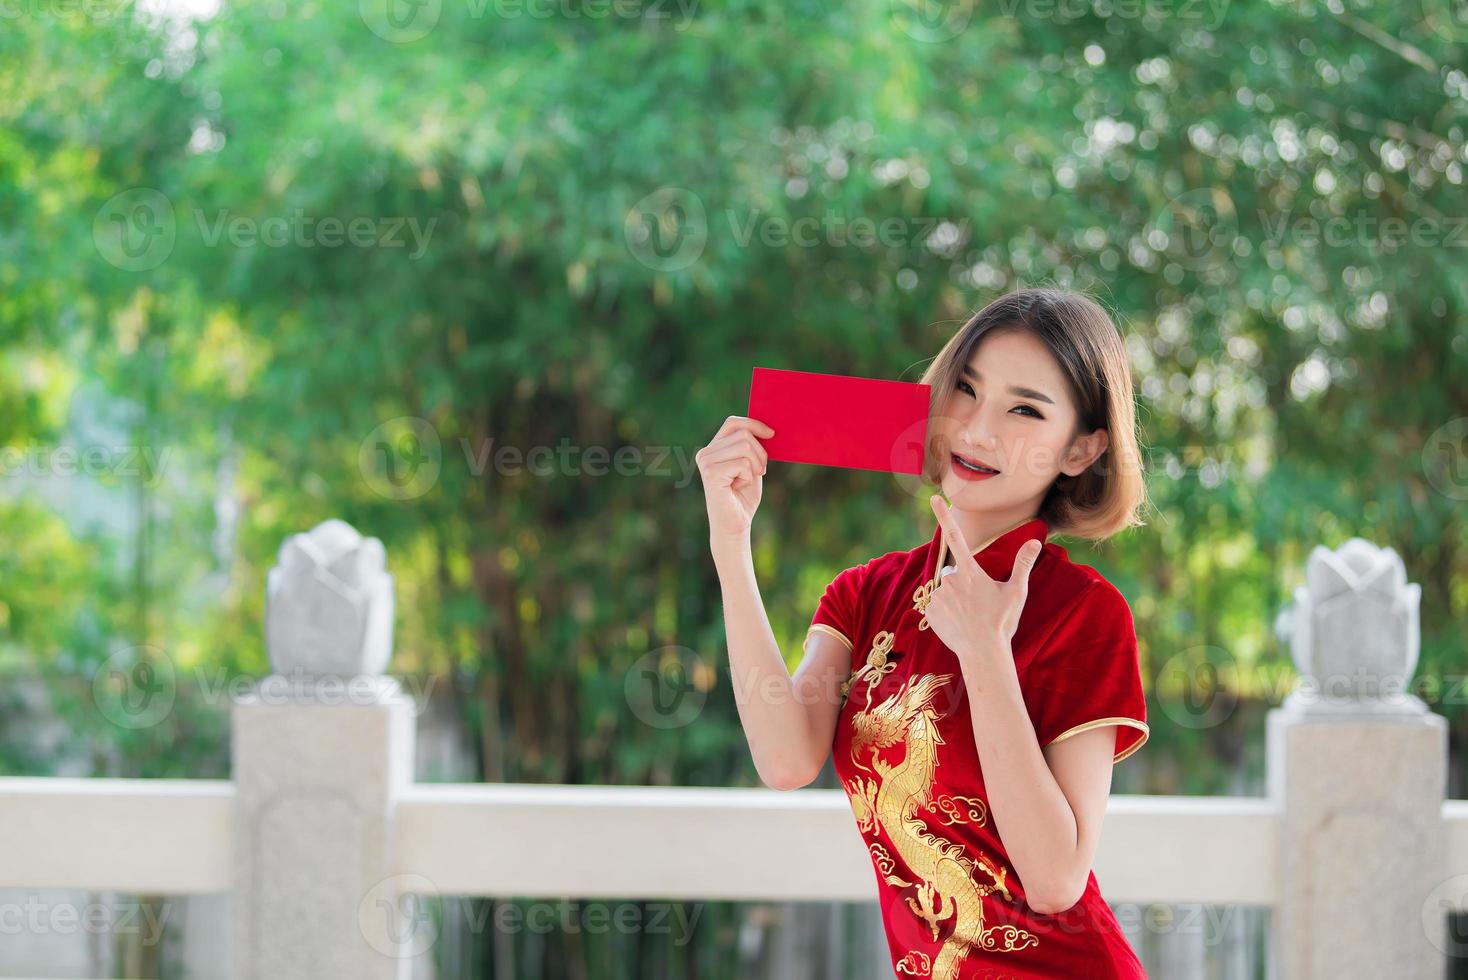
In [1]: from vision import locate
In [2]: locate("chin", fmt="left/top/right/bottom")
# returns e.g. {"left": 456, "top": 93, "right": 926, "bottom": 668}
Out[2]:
{"left": 940, "top": 473, "right": 974, "bottom": 503}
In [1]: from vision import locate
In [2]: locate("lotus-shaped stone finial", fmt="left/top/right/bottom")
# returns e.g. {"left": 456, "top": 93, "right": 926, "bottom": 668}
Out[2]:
{"left": 1284, "top": 537, "right": 1423, "bottom": 714}
{"left": 265, "top": 519, "right": 395, "bottom": 678}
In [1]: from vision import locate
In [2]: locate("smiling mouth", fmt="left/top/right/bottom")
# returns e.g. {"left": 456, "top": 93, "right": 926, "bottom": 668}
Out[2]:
{"left": 951, "top": 453, "right": 999, "bottom": 475}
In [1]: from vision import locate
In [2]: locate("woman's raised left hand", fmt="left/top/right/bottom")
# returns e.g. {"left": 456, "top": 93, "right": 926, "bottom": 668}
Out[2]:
{"left": 925, "top": 494, "right": 1043, "bottom": 663}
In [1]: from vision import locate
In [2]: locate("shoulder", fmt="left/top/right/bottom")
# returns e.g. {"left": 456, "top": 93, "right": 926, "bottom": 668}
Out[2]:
{"left": 1075, "top": 574, "right": 1135, "bottom": 631}
{"left": 1035, "top": 540, "right": 1116, "bottom": 605}
{"left": 1031, "top": 548, "right": 1136, "bottom": 650}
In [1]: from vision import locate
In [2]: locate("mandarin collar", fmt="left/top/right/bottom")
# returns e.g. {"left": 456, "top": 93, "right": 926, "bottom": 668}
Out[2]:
{"left": 928, "top": 513, "right": 1049, "bottom": 583}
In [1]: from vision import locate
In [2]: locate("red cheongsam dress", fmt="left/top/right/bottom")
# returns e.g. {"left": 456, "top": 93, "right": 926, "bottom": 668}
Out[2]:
{"left": 806, "top": 514, "right": 1150, "bottom": 980}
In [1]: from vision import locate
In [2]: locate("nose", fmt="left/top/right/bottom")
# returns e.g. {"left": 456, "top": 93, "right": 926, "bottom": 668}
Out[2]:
{"left": 959, "top": 418, "right": 1000, "bottom": 453}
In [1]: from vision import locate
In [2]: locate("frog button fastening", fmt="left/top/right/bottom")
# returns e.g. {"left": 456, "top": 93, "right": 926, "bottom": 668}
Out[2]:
{"left": 912, "top": 578, "right": 938, "bottom": 630}
{"left": 840, "top": 630, "right": 899, "bottom": 707}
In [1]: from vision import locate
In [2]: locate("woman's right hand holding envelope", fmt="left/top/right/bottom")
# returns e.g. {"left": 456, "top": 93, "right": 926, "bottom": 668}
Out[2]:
{"left": 695, "top": 415, "right": 774, "bottom": 541}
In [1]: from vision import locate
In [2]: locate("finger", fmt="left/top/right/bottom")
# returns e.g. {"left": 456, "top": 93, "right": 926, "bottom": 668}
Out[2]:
{"left": 724, "top": 458, "right": 759, "bottom": 490}
{"left": 701, "top": 436, "right": 767, "bottom": 467}
{"left": 701, "top": 448, "right": 767, "bottom": 476}
{"left": 734, "top": 459, "right": 757, "bottom": 487}
{"left": 699, "top": 456, "right": 736, "bottom": 483}
{"left": 738, "top": 430, "right": 770, "bottom": 467}
{"left": 720, "top": 415, "right": 776, "bottom": 440}
{"left": 1008, "top": 538, "right": 1043, "bottom": 590}
{"left": 745, "top": 416, "right": 776, "bottom": 439}
{"left": 929, "top": 495, "right": 977, "bottom": 574}
{"left": 703, "top": 425, "right": 772, "bottom": 467}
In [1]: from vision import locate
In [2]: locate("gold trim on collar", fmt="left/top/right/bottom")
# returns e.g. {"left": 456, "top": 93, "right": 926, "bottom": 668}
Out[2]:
{"left": 929, "top": 514, "right": 1037, "bottom": 585}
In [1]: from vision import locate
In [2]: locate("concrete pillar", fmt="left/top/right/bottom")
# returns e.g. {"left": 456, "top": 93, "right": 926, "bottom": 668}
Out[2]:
{"left": 1266, "top": 537, "right": 1446, "bottom": 979}
{"left": 231, "top": 519, "right": 421, "bottom": 979}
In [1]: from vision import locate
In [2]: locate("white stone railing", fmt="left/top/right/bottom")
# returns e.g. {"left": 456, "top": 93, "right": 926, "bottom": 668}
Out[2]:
{"left": 0, "top": 521, "right": 1456, "bottom": 978}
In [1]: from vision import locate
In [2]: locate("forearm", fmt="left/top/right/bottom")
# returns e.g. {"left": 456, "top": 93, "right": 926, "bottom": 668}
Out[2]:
{"left": 961, "top": 636, "right": 1082, "bottom": 911}
{"left": 710, "top": 535, "right": 820, "bottom": 787}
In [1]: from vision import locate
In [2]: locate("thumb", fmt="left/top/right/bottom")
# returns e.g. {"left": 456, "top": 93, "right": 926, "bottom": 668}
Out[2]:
{"left": 1009, "top": 539, "right": 1043, "bottom": 591}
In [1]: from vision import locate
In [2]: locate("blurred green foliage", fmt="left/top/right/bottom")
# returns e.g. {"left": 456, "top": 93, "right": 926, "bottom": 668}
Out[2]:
{"left": 1, "top": 0, "right": 1465, "bottom": 975}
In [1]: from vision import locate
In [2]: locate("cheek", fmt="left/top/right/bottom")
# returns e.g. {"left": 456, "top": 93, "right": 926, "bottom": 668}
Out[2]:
{"left": 933, "top": 397, "right": 964, "bottom": 428}
{"left": 1000, "top": 431, "right": 1068, "bottom": 481}
{"left": 928, "top": 402, "right": 966, "bottom": 451}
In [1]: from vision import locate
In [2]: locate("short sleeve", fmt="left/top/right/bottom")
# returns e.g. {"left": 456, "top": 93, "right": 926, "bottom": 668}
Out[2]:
{"left": 805, "top": 563, "right": 869, "bottom": 655}
{"left": 1029, "top": 580, "right": 1149, "bottom": 764}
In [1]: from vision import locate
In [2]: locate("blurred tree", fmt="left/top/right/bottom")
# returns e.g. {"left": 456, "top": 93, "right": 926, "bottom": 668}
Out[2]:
{"left": 1, "top": 0, "right": 1464, "bottom": 976}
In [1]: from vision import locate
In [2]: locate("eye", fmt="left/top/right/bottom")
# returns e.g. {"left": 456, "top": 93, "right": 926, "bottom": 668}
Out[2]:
{"left": 956, "top": 381, "right": 1044, "bottom": 419}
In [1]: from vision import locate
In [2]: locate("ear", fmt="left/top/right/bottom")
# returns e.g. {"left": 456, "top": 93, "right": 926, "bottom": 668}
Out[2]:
{"left": 1061, "top": 427, "right": 1110, "bottom": 479}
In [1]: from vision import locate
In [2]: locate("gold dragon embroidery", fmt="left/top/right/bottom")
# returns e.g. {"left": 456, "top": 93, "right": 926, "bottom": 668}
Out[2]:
{"left": 844, "top": 640, "right": 1039, "bottom": 979}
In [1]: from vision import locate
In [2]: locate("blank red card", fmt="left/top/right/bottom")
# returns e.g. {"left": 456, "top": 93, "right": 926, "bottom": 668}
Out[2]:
{"left": 747, "top": 367, "right": 930, "bottom": 474}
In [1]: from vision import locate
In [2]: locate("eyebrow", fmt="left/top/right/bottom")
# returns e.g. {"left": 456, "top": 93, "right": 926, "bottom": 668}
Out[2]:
{"left": 960, "top": 365, "right": 1056, "bottom": 405}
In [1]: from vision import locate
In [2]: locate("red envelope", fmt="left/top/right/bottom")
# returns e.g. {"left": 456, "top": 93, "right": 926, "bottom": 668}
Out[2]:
{"left": 747, "top": 367, "right": 930, "bottom": 474}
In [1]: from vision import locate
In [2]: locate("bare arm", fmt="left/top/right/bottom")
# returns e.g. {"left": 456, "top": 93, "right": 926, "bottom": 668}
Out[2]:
{"left": 963, "top": 650, "right": 1117, "bottom": 914}
{"left": 695, "top": 414, "right": 847, "bottom": 790}
{"left": 711, "top": 538, "right": 849, "bottom": 789}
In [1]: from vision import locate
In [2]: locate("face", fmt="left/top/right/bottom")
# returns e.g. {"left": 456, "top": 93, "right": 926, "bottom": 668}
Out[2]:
{"left": 933, "top": 327, "right": 1110, "bottom": 514}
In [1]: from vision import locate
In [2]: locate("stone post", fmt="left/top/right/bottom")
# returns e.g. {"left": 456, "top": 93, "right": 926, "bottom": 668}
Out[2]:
{"left": 232, "top": 519, "right": 419, "bottom": 979}
{"left": 1266, "top": 537, "right": 1446, "bottom": 978}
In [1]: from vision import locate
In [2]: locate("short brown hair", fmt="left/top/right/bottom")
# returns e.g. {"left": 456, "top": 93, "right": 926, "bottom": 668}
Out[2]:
{"left": 918, "top": 288, "right": 1148, "bottom": 542}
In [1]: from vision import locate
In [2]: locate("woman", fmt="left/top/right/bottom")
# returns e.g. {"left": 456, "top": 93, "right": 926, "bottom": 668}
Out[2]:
{"left": 696, "top": 288, "right": 1150, "bottom": 978}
